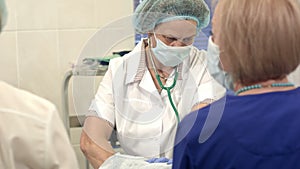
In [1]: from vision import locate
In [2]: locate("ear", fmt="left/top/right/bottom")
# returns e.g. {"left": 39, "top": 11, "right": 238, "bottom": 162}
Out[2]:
{"left": 147, "top": 33, "right": 156, "bottom": 48}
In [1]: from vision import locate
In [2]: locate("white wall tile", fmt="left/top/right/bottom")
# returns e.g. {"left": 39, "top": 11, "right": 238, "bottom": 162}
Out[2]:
{"left": 0, "top": 32, "right": 18, "bottom": 86}
{"left": 58, "top": 30, "right": 96, "bottom": 74}
{"left": 96, "top": 0, "right": 134, "bottom": 28}
{"left": 105, "top": 33, "right": 135, "bottom": 55}
{"left": 58, "top": 30, "right": 98, "bottom": 119}
{"left": 80, "top": 26, "right": 135, "bottom": 62}
{"left": 58, "top": 0, "right": 95, "bottom": 29}
{"left": 16, "top": 0, "right": 58, "bottom": 30}
{"left": 17, "top": 31, "right": 61, "bottom": 112}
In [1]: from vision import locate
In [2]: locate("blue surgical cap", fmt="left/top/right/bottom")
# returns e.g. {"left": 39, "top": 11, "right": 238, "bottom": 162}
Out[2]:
{"left": 133, "top": 0, "right": 210, "bottom": 33}
{"left": 0, "top": 0, "right": 7, "bottom": 30}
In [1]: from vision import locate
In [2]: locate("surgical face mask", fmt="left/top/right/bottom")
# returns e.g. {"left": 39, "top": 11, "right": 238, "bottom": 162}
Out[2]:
{"left": 206, "top": 36, "right": 234, "bottom": 90}
{"left": 207, "top": 36, "right": 221, "bottom": 65}
{"left": 151, "top": 35, "right": 192, "bottom": 67}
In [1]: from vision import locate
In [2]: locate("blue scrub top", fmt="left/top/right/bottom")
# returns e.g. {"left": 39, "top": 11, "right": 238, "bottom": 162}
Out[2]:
{"left": 173, "top": 87, "right": 300, "bottom": 169}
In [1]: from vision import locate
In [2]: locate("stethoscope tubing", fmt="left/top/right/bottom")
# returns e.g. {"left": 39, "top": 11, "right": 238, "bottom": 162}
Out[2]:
{"left": 148, "top": 37, "right": 180, "bottom": 123}
{"left": 156, "top": 72, "right": 180, "bottom": 123}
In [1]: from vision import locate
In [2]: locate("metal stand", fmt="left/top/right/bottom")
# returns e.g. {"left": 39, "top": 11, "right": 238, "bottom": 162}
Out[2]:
{"left": 61, "top": 62, "right": 108, "bottom": 169}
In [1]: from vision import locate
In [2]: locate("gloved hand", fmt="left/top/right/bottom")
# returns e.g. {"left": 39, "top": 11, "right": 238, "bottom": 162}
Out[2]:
{"left": 146, "top": 157, "right": 173, "bottom": 165}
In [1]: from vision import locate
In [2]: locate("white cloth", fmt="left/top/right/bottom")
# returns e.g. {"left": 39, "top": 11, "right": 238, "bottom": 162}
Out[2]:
{"left": 89, "top": 39, "right": 226, "bottom": 158}
{"left": 99, "top": 153, "right": 171, "bottom": 169}
{"left": 288, "top": 64, "right": 300, "bottom": 87}
{"left": 0, "top": 81, "right": 79, "bottom": 169}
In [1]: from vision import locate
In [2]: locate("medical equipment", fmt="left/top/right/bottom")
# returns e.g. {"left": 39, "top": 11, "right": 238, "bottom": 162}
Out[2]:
{"left": 156, "top": 71, "right": 180, "bottom": 123}
{"left": 62, "top": 52, "right": 129, "bottom": 169}
{"left": 62, "top": 51, "right": 131, "bottom": 130}
{"left": 62, "top": 59, "right": 107, "bottom": 169}
{"left": 149, "top": 46, "right": 180, "bottom": 123}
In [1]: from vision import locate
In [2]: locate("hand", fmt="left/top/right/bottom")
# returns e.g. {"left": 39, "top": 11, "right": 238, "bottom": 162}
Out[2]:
{"left": 80, "top": 117, "right": 115, "bottom": 169}
{"left": 146, "top": 157, "right": 173, "bottom": 164}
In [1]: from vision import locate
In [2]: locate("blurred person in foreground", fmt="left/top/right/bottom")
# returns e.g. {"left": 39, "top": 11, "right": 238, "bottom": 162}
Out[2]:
{"left": 0, "top": 0, "right": 79, "bottom": 168}
{"left": 173, "top": 0, "right": 300, "bottom": 168}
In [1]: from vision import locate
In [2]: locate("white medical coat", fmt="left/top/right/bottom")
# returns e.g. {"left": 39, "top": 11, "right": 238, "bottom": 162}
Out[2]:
{"left": 89, "top": 39, "right": 225, "bottom": 158}
{"left": 0, "top": 81, "right": 79, "bottom": 169}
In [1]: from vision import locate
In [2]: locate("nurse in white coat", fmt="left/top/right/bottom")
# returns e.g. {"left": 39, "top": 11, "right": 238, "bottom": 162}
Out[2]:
{"left": 80, "top": 0, "right": 225, "bottom": 168}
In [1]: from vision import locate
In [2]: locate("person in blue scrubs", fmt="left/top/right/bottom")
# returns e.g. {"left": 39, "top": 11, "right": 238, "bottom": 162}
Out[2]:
{"left": 172, "top": 0, "right": 300, "bottom": 168}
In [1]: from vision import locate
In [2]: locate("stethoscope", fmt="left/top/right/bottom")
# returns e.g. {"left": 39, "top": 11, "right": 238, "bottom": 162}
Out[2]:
{"left": 148, "top": 38, "right": 180, "bottom": 123}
